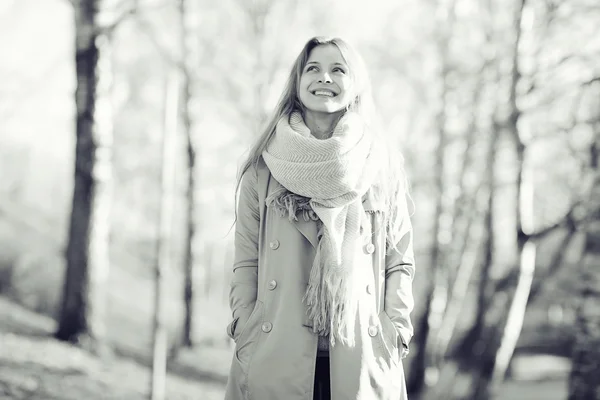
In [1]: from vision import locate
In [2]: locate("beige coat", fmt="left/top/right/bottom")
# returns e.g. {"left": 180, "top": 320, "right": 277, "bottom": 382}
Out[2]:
{"left": 225, "top": 158, "right": 415, "bottom": 400}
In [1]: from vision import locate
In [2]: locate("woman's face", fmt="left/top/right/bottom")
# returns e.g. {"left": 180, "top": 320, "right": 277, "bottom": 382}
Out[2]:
{"left": 298, "top": 45, "right": 354, "bottom": 115}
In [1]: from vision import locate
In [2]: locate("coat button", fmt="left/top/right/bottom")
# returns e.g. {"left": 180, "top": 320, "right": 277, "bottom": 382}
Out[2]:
{"left": 364, "top": 243, "right": 375, "bottom": 254}
{"left": 268, "top": 280, "right": 277, "bottom": 290}
{"left": 262, "top": 322, "right": 272, "bottom": 333}
{"left": 269, "top": 240, "right": 280, "bottom": 250}
{"left": 368, "top": 326, "right": 378, "bottom": 337}
{"left": 366, "top": 284, "right": 373, "bottom": 294}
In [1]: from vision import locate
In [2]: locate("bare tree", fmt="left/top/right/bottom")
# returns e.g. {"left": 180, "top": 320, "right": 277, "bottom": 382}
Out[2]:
{"left": 479, "top": 0, "right": 591, "bottom": 393}
{"left": 568, "top": 86, "right": 600, "bottom": 400}
{"left": 150, "top": 70, "right": 179, "bottom": 400}
{"left": 179, "top": 0, "right": 197, "bottom": 350}
{"left": 425, "top": 26, "right": 502, "bottom": 395}
{"left": 430, "top": 35, "right": 497, "bottom": 372}
{"left": 454, "top": 1, "right": 533, "bottom": 397}
{"left": 450, "top": 1, "right": 593, "bottom": 397}
{"left": 55, "top": 0, "right": 113, "bottom": 352}
{"left": 485, "top": 0, "right": 532, "bottom": 390}
{"left": 124, "top": 0, "right": 199, "bottom": 353}
{"left": 406, "top": 0, "right": 456, "bottom": 395}
{"left": 239, "top": 0, "right": 288, "bottom": 130}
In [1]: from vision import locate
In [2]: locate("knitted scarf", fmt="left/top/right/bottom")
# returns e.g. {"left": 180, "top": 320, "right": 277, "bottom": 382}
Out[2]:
{"left": 262, "top": 111, "right": 381, "bottom": 347}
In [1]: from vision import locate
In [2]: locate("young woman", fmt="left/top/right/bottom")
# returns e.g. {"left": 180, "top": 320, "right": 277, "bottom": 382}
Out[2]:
{"left": 225, "top": 36, "right": 416, "bottom": 400}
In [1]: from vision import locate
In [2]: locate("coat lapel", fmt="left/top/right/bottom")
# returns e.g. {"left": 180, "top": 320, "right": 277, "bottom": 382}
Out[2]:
{"left": 264, "top": 173, "right": 319, "bottom": 249}
{"left": 292, "top": 211, "right": 319, "bottom": 249}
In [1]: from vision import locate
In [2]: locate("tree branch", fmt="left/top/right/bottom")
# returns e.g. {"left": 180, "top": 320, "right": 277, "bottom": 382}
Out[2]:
{"left": 524, "top": 200, "right": 582, "bottom": 240}
{"left": 101, "top": 6, "right": 137, "bottom": 37}
{"left": 494, "top": 219, "right": 578, "bottom": 299}
{"left": 495, "top": 201, "right": 584, "bottom": 294}
{"left": 528, "top": 224, "right": 577, "bottom": 304}
{"left": 135, "top": 18, "right": 184, "bottom": 70}
{"left": 582, "top": 76, "right": 600, "bottom": 87}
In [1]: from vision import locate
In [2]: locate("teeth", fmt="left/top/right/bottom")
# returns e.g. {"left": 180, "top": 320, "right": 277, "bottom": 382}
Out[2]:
{"left": 314, "top": 90, "right": 334, "bottom": 97}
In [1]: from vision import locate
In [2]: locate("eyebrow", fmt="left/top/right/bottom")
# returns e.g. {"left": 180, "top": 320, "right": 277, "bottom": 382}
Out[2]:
{"left": 306, "top": 61, "right": 348, "bottom": 67}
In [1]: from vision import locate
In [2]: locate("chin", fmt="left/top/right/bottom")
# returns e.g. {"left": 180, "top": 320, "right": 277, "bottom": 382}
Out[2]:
{"left": 307, "top": 104, "right": 346, "bottom": 115}
{"left": 325, "top": 107, "right": 346, "bottom": 114}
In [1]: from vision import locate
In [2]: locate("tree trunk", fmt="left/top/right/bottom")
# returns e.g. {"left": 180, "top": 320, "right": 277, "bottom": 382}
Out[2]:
{"left": 441, "top": 113, "right": 500, "bottom": 400}
{"left": 180, "top": 0, "right": 197, "bottom": 349}
{"left": 568, "top": 137, "right": 600, "bottom": 400}
{"left": 204, "top": 243, "right": 214, "bottom": 299}
{"left": 425, "top": 99, "right": 498, "bottom": 399}
{"left": 407, "top": 1, "right": 457, "bottom": 395}
{"left": 56, "top": 0, "right": 112, "bottom": 353}
{"left": 466, "top": 1, "right": 531, "bottom": 397}
{"left": 150, "top": 70, "right": 179, "bottom": 400}
{"left": 489, "top": 171, "right": 536, "bottom": 388}
{"left": 407, "top": 289, "right": 433, "bottom": 396}
{"left": 430, "top": 46, "right": 491, "bottom": 368}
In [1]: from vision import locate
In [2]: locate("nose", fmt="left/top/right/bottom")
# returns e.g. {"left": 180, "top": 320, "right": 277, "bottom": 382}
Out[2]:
{"left": 318, "top": 72, "right": 332, "bottom": 84}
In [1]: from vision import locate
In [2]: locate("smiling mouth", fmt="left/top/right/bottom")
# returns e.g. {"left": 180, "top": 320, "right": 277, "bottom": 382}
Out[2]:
{"left": 312, "top": 90, "right": 337, "bottom": 97}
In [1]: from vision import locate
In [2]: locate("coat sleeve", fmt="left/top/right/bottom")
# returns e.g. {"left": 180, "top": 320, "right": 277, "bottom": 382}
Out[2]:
{"left": 384, "top": 193, "right": 416, "bottom": 351}
{"left": 226, "top": 164, "right": 260, "bottom": 341}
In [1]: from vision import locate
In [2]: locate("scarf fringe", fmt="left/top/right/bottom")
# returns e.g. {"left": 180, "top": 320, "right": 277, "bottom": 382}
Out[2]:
{"left": 266, "top": 187, "right": 320, "bottom": 223}
{"left": 302, "top": 231, "right": 358, "bottom": 347}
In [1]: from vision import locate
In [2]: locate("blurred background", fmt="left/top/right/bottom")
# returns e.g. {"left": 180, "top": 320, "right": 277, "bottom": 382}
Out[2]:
{"left": 1, "top": 0, "right": 599, "bottom": 399}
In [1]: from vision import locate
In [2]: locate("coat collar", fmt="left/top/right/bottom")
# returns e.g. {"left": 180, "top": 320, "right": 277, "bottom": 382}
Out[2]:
{"left": 256, "top": 157, "right": 385, "bottom": 250}
{"left": 266, "top": 176, "right": 320, "bottom": 249}
{"left": 256, "top": 158, "right": 319, "bottom": 249}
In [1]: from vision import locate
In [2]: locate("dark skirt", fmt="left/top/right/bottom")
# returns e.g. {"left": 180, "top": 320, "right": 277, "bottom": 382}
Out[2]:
{"left": 313, "top": 356, "right": 331, "bottom": 400}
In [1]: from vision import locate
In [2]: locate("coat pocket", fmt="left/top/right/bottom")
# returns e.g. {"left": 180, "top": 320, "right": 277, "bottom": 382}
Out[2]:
{"left": 234, "top": 300, "right": 264, "bottom": 369}
{"left": 377, "top": 311, "right": 400, "bottom": 362}
{"left": 227, "top": 317, "right": 239, "bottom": 340}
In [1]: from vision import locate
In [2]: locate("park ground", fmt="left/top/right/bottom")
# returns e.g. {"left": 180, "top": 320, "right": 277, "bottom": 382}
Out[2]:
{"left": 0, "top": 296, "right": 571, "bottom": 400}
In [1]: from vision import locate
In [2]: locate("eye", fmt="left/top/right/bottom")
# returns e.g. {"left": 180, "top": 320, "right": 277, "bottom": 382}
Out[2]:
{"left": 306, "top": 65, "right": 318, "bottom": 72}
{"left": 333, "top": 67, "right": 346, "bottom": 74}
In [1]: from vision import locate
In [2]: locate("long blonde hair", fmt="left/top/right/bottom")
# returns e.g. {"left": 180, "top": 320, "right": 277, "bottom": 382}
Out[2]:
{"left": 235, "top": 36, "right": 410, "bottom": 247}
